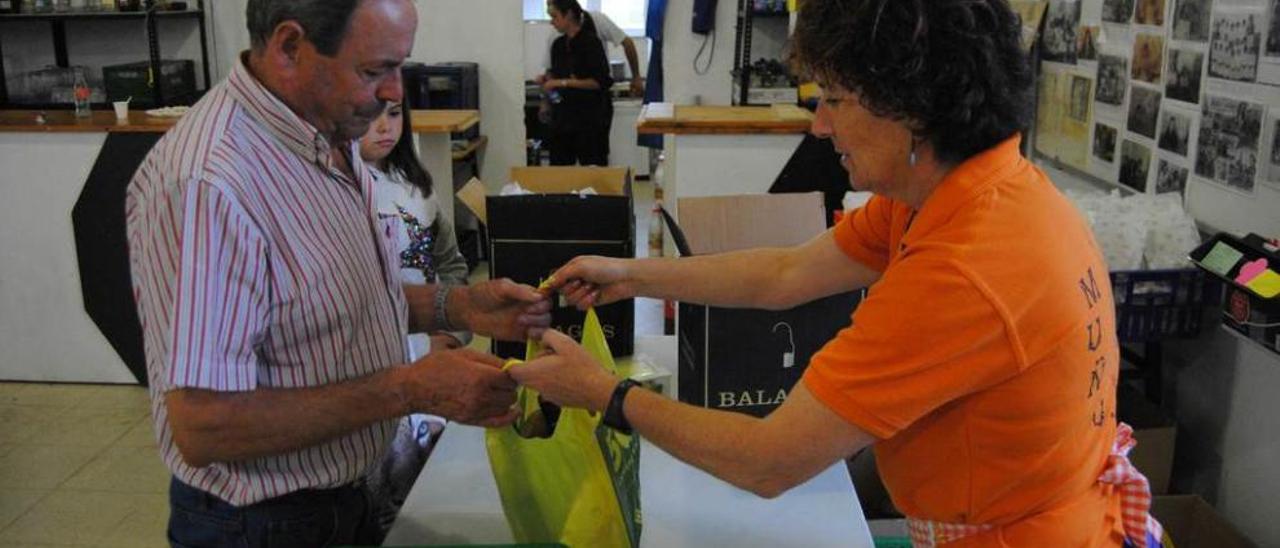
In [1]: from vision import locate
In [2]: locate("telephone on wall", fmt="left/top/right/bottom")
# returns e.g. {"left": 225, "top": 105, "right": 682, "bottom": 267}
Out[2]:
{"left": 692, "top": 0, "right": 719, "bottom": 34}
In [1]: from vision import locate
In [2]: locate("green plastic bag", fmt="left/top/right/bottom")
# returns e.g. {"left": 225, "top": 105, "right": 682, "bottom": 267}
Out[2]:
{"left": 486, "top": 308, "right": 642, "bottom": 548}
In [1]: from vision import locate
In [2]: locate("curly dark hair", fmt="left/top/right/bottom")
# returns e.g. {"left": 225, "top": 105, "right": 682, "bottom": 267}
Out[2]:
{"left": 791, "top": 0, "right": 1034, "bottom": 165}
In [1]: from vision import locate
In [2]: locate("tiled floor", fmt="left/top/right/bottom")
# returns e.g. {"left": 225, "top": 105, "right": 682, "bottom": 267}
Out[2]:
{"left": 0, "top": 382, "right": 168, "bottom": 547}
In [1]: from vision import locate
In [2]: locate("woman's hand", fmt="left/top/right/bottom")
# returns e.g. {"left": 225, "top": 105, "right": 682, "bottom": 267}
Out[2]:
{"left": 542, "top": 78, "right": 565, "bottom": 92}
{"left": 546, "top": 256, "right": 637, "bottom": 310}
{"left": 507, "top": 330, "right": 617, "bottom": 412}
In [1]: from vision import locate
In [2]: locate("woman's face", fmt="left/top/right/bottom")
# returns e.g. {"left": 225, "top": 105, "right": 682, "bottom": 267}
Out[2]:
{"left": 359, "top": 101, "right": 405, "bottom": 165}
{"left": 811, "top": 85, "right": 915, "bottom": 196}
{"left": 548, "top": 5, "right": 572, "bottom": 34}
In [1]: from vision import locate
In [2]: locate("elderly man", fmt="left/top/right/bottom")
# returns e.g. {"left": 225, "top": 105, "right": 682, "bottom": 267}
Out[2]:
{"left": 125, "top": 1, "right": 550, "bottom": 545}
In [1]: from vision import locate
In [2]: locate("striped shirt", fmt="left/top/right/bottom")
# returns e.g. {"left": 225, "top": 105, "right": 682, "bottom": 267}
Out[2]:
{"left": 126, "top": 57, "right": 409, "bottom": 506}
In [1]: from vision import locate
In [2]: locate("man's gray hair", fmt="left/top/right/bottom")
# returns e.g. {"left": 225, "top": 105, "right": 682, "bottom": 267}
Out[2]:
{"left": 246, "top": 0, "right": 362, "bottom": 56}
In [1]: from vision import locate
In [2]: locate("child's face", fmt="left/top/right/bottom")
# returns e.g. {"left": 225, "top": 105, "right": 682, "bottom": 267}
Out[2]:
{"left": 359, "top": 101, "right": 405, "bottom": 165}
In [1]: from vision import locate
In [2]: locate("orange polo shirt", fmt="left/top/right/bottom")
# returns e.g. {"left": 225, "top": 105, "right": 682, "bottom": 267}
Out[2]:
{"left": 803, "top": 136, "right": 1126, "bottom": 546}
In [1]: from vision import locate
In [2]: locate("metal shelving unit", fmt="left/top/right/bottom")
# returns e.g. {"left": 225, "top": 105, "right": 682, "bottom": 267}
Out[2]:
{"left": 732, "top": 2, "right": 793, "bottom": 106}
{"left": 0, "top": 1, "right": 210, "bottom": 109}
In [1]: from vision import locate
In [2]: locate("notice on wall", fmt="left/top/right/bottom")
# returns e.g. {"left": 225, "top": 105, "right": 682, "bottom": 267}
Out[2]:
{"left": 1037, "top": 68, "right": 1095, "bottom": 169}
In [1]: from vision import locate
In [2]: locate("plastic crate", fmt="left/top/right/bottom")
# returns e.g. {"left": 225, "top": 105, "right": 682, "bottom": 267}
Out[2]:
{"left": 1110, "top": 269, "right": 1221, "bottom": 342}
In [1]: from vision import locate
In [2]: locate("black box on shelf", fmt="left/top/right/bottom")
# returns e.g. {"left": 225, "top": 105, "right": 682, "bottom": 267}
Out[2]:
{"left": 456, "top": 167, "right": 635, "bottom": 360}
{"left": 103, "top": 60, "right": 196, "bottom": 107}
{"left": 667, "top": 193, "right": 861, "bottom": 417}
{"left": 403, "top": 61, "right": 480, "bottom": 142}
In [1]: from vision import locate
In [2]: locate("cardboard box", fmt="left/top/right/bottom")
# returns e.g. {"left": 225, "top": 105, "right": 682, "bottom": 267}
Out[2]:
{"left": 668, "top": 193, "right": 861, "bottom": 417}
{"left": 456, "top": 167, "right": 636, "bottom": 359}
{"left": 1117, "top": 385, "right": 1177, "bottom": 495}
{"left": 1151, "top": 495, "right": 1256, "bottom": 548}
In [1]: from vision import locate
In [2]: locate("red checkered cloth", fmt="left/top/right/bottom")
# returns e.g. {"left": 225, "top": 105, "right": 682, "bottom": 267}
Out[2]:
{"left": 905, "top": 422, "right": 1163, "bottom": 547}
{"left": 1098, "top": 422, "right": 1164, "bottom": 548}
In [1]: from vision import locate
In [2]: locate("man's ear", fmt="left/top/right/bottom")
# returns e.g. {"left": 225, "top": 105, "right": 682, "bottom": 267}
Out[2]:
{"left": 266, "top": 20, "right": 308, "bottom": 68}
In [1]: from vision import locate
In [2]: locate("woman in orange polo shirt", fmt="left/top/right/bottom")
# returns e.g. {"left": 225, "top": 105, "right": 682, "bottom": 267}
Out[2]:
{"left": 513, "top": 0, "right": 1162, "bottom": 545}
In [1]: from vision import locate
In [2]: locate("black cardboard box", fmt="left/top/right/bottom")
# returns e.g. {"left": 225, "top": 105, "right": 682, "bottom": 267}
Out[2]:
{"left": 103, "top": 60, "right": 197, "bottom": 107}
{"left": 668, "top": 193, "right": 860, "bottom": 417}
{"left": 457, "top": 167, "right": 635, "bottom": 359}
{"left": 1190, "top": 233, "right": 1280, "bottom": 357}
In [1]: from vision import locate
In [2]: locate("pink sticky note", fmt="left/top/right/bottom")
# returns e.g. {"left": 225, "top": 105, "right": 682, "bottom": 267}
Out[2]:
{"left": 1236, "top": 258, "right": 1269, "bottom": 285}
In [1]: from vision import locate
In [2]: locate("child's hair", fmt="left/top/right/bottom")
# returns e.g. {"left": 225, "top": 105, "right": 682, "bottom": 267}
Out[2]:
{"left": 383, "top": 83, "right": 434, "bottom": 198}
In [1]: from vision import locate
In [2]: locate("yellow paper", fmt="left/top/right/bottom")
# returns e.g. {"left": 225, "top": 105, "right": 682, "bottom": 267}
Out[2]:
{"left": 1245, "top": 269, "right": 1280, "bottom": 298}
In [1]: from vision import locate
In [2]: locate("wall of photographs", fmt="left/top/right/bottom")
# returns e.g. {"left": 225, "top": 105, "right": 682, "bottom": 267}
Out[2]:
{"left": 1034, "top": 0, "right": 1280, "bottom": 236}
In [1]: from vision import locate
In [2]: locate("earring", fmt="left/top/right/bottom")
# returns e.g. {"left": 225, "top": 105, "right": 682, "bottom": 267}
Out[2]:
{"left": 908, "top": 139, "right": 918, "bottom": 167}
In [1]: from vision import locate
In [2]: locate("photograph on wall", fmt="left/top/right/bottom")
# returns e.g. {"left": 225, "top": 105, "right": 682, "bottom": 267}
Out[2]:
{"left": 1128, "top": 86, "right": 1163, "bottom": 138}
{"left": 1120, "top": 139, "right": 1153, "bottom": 191}
{"left": 1195, "top": 94, "right": 1264, "bottom": 193}
{"left": 1012, "top": 0, "right": 1051, "bottom": 52}
{"left": 1103, "top": 0, "right": 1136, "bottom": 23}
{"left": 1268, "top": 0, "right": 1280, "bottom": 57}
{"left": 1266, "top": 117, "right": 1280, "bottom": 186}
{"left": 1173, "top": 0, "right": 1212, "bottom": 42}
{"left": 1094, "top": 123, "right": 1119, "bottom": 162}
{"left": 1044, "top": 1, "right": 1082, "bottom": 63}
{"left": 1078, "top": 26, "right": 1101, "bottom": 60}
{"left": 1035, "top": 68, "right": 1093, "bottom": 168}
{"left": 1158, "top": 109, "right": 1193, "bottom": 156}
{"left": 1069, "top": 75, "right": 1094, "bottom": 121}
{"left": 1165, "top": 49, "right": 1205, "bottom": 104}
{"left": 1208, "top": 11, "right": 1261, "bottom": 83}
{"left": 1156, "top": 159, "right": 1190, "bottom": 194}
{"left": 1097, "top": 54, "right": 1130, "bottom": 105}
{"left": 1132, "top": 34, "right": 1166, "bottom": 84}
{"left": 1135, "top": 0, "right": 1165, "bottom": 26}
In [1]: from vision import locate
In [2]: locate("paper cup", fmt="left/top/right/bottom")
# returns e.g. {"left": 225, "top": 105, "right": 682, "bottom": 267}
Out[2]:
{"left": 113, "top": 101, "right": 129, "bottom": 120}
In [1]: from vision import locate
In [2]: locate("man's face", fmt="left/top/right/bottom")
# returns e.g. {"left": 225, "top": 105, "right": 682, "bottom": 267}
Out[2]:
{"left": 296, "top": 0, "right": 417, "bottom": 142}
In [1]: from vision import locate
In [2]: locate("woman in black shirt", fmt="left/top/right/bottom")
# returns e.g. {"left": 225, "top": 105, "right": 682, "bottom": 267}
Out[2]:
{"left": 544, "top": 0, "right": 614, "bottom": 166}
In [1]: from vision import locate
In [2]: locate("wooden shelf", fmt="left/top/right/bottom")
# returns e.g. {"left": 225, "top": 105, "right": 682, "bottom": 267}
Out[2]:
{"left": 637, "top": 104, "right": 812, "bottom": 135}
{"left": 0, "top": 10, "right": 202, "bottom": 21}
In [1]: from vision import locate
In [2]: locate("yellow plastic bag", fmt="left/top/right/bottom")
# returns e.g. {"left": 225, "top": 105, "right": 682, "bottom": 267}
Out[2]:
{"left": 486, "top": 308, "right": 642, "bottom": 548}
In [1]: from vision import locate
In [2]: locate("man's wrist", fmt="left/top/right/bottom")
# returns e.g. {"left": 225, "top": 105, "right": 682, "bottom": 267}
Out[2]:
{"left": 442, "top": 284, "right": 469, "bottom": 332}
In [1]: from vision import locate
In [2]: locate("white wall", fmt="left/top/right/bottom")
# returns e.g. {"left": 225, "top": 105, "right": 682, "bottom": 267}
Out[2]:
{"left": 415, "top": 0, "right": 524, "bottom": 190}
{"left": 1166, "top": 331, "right": 1280, "bottom": 545}
{"left": 661, "top": 0, "right": 737, "bottom": 105}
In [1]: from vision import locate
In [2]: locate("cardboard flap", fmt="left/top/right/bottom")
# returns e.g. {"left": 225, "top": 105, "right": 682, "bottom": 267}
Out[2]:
{"left": 509, "top": 166, "right": 631, "bottom": 196}
{"left": 455, "top": 177, "right": 488, "bottom": 224}
{"left": 676, "top": 193, "right": 827, "bottom": 255}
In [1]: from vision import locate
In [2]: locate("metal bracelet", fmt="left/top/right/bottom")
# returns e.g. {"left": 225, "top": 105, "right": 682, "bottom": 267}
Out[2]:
{"left": 434, "top": 284, "right": 457, "bottom": 332}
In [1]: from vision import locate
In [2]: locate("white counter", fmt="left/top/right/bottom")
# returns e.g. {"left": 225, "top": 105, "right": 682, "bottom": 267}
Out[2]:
{"left": 384, "top": 424, "right": 874, "bottom": 547}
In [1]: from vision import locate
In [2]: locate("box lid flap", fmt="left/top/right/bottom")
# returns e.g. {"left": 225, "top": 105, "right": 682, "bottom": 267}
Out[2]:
{"left": 455, "top": 177, "right": 488, "bottom": 224}
{"left": 676, "top": 193, "right": 826, "bottom": 255}
{"left": 509, "top": 166, "right": 630, "bottom": 196}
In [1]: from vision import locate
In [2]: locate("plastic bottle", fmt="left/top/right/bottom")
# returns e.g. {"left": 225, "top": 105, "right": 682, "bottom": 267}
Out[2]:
{"left": 73, "top": 71, "right": 91, "bottom": 118}
{"left": 648, "top": 200, "right": 664, "bottom": 259}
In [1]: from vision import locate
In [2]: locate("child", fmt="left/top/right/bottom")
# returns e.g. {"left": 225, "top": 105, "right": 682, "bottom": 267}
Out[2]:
{"left": 359, "top": 98, "right": 470, "bottom": 541}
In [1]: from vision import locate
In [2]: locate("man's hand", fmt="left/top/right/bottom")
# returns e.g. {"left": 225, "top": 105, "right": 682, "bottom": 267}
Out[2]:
{"left": 430, "top": 333, "right": 464, "bottom": 351}
{"left": 397, "top": 348, "right": 518, "bottom": 427}
{"left": 547, "top": 256, "right": 637, "bottom": 310}
{"left": 508, "top": 330, "right": 617, "bottom": 412}
{"left": 452, "top": 279, "right": 551, "bottom": 341}
{"left": 630, "top": 77, "right": 645, "bottom": 97}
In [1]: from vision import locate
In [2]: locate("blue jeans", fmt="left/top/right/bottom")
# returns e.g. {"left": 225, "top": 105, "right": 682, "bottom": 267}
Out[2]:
{"left": 167, "top": 477, "right": 378, "bottom": 548}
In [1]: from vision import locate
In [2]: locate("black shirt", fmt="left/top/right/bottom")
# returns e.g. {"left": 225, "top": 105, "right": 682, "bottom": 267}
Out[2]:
{"left": 549, "top": 27, "right": 613, "bottom": 132}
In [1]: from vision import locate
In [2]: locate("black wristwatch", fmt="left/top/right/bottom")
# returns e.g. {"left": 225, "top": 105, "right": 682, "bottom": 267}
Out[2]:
{"left": 602, "top": 379, "right": 641, "bottom": 434}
